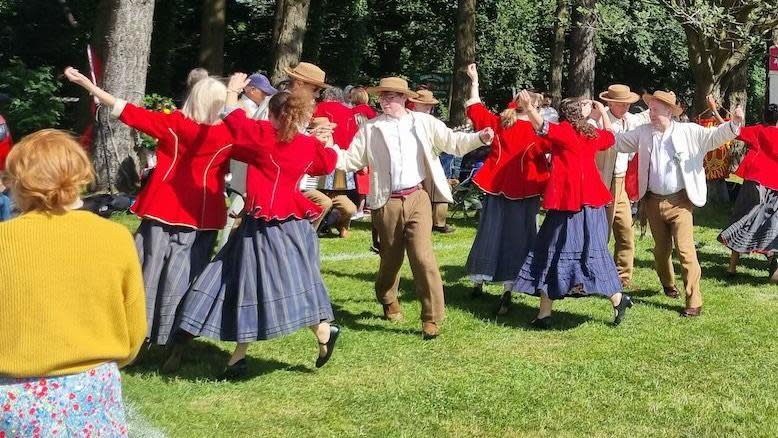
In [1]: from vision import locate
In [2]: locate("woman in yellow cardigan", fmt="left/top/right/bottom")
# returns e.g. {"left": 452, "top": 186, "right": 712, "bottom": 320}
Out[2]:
{"left": 0, "top": 129, "right": 146, "bottom": 437}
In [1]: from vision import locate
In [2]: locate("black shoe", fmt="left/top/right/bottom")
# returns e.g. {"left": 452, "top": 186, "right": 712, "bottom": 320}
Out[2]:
{"left": 369, "top": 245, "right": 380, "bottom": 254}
{"left": 160, "top": 344, "right": 184, "bottom": 374}
{"left": 316, "top": 325, "right": 341, "bottom": 368}
{"left": 613, "top": 294, "right": 633, "bottom": 326}
{"left": 432, "top": 224, "right": 456, "bottom": 234}
{"left": 317, "top": 226, "right": 332, "bottom": 238}
{"left": 220, "top": 358, "right": 248, "bottom": 381}
{"left": 530, "top": 316, "right": 552, "bottom": 329}
{"left": 470, "top": 284, "right": 483, "bottom": 299}
{"left": 496, "top": 291, "right": 512, "bottom": 316}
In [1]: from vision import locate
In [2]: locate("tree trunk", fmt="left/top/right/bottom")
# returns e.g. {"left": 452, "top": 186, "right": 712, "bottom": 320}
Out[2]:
{"left": 270, "top": 0, "right": 312, "bottom": 85}
{"left": 302, "top": 0, "right": 325, "bottom": 64}
{"left": 91, "top": 0, "right": 155, "bottom": 193}
{"left": 725, "top": 61, "right": 748, "bottom": 117}
{"left": 549, "top": 0, "right": 568, "bottom": 108}
{"left": 566, "top": 0, "right": 595, "bottom": 98}
{"left": 449, "top": 0, "right": 476, "bottom": 127}
{"left": 199, "top": 0, "right": 226, "bottom": 75}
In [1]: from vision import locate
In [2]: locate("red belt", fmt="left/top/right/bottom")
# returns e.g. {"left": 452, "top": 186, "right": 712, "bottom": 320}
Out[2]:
{"left": 390, "top": 185, "right": 422, "bottom": 198}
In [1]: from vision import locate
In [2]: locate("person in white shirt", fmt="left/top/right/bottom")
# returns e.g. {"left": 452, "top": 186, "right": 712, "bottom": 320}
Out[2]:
{"left": 613, "top": 90, "right": 744, "bottom": 317}
{"left": 333, "top": 76, "right": 494, "bottom": 339}
{"left": 591, "top": 84, "right": 649, "bottom": 288}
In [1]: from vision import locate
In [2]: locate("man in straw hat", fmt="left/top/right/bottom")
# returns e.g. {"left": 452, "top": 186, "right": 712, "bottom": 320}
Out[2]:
{"left": 592, "top": 84, "right": 650, "bottom": 288}
{"left": 613, "top": 89, "right": 744, "bottom": 317}
{"left": 408, "top": 89, "right": 455, "bottom": 234}
{"left": 333, "top": 76, "right": 495, "bottom": 339}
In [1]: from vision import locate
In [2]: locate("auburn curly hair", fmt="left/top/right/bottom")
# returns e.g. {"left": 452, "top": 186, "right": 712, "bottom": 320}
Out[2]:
{"left": 269, "top": 89, "right": 316, "bottom": 143}
{"left": 5, "top": 129, "right": 94, "bottom": 213}
{"left": 559, "top": 97, "right": 597, "bottom": 139}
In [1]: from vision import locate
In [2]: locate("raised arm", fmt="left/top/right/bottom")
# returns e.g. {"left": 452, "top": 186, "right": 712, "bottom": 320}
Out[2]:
{"left": 698, "top": 105, "right": 744, "bottom": 153}
{"left": 517, "top": 90, "right": 543, "bottom": 131}
{"left": 592, "top": 100, "right": 612, "bottom": 132}
{"left": 64, "top": 67, "right": 116, "bottom": 107}
{"left": 706, "top": 95, "right": 727, "bottom": 125}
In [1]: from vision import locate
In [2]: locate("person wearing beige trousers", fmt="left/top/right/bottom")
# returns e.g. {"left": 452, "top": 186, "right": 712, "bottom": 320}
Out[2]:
{"left": 333, "top": 76, "right": 494, "bottom": 339}
{"left": 613, "top": 90, "right": 744, "bottom": 317}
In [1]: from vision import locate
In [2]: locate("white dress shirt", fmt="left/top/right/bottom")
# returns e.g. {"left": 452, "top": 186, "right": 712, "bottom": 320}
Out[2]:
{"left": 383, "top": 113, "right": 426, "bottom": 192}
{"left": 647, "top": 125, "right": 685, "bottom": 195}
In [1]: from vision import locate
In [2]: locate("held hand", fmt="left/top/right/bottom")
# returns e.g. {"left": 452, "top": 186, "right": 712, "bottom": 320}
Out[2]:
{"left": 590, "top": 100, "right": 606, "bottom": 121}
{"left": 466, "top": 63, "right": 479, "bottom": 83}
{"left": 228, "top": 73, "right": 250, "bottom": 93}
{"left": 516, "top": 90, "right": 533, "bottom": 110}
{"left": 732, "top": 105, "right": 745, "bottom": 125}
{"left": 479, "top": 127, "right": 495, "bottom": 145}
{"left": 706, "top": 94, "right": 718, "bottom": 110}
{"left": 64, "top": 67, "right": 93, "bottom": 88}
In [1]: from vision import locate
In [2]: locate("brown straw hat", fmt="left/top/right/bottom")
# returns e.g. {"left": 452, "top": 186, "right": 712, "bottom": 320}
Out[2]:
{"left": 643, "top": 90, "right": 683, "bottom": 116}
{"left": 599, "top": 84, "right": 640, "bottom": 104}
{"left": 367, "top": 77, "right": 419, "bottom": 98}
{"left": 408, "top": 89, "right": 439, "bottom": 105}
{"left": 284, "top": 62, "right": 330, "bottom": 88}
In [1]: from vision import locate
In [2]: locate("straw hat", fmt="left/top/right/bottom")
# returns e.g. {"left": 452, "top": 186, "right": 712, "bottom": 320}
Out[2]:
{"left": 599, "top": 84, "right": 640, "bottom": 104}
{"left": 284, "top": 62, "right": 330, "bottom": 88}
{"left": 408, "top": 89, "right": 439, "bottom": 105}
{"left": 367, "top": 77, "right": 419, "bottom": 98}
{"left": 643, "top": 90, "right": 683, "bottom": 116}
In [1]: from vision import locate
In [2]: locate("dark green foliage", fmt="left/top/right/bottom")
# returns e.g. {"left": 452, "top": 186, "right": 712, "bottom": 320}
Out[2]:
{"left": 0, "top": 59, "right": 64, "bottom": 136}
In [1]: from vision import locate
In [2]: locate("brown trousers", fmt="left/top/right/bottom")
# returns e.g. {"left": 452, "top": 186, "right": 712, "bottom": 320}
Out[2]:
{"left": 322, "top": 190, "right": 357, "bottom": 230}
{"left": 432, "top": 202, "right": 449, "bottom": 227}
{"left": 606, "top": 177, "right": 635, "bottom": 282}
{"left": 644, "top": 191, "right": 702, "bottom": 308}
{"left": 304, "top": 189, "right": 333, "bottom": 230}
{"left": 373, "top": 190, "right": 445, "bottom": 323}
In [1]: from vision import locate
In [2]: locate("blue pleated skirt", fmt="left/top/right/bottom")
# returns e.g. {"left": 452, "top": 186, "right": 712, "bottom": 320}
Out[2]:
{"left": 174, "top": 216, "right": 334, "bottom": 343}
{"left": 512, "top": 206, "right": 622, "bottom": 299}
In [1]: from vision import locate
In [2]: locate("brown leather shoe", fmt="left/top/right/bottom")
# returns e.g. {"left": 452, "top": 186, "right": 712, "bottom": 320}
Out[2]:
{"left": 382, "top": 301, "right": 404, "bottom": 322}
{"left": 338, "top": 227, "right": 350, "bottom": 239}
{"left": 680, "top": 307, "right": 702, "bottom": 317}
{"left": 422, "top": 321, "right": 439, "bottom": 340}
{"left": 663, "top": 286, "right": 680, "bottom": 299}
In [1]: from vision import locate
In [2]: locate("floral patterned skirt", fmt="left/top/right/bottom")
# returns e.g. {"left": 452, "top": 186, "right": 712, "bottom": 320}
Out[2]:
{"left": 0, "top": 362, "right": 127, "bottom": 437}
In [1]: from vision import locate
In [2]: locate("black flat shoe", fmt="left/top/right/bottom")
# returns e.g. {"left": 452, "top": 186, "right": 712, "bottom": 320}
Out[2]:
{"left": 495, "top": 291, "right": 512, "bottom": 316}
{"left": 316, "top": 325, "right": 341, "bottom": 368}
{"left": 220, "top": 358, "right": 248, "bottom": 381}
{"left": 160, "top": 344, "right": 184, "bottom": 374}
{"left": 470, "top": 284, "right": 483, "bottom": 299}
{"left": 530, "top": 316, "right": 552, "bottom": 329}
{"left": 613, "top": 294, "right": 633, "bottom": 326}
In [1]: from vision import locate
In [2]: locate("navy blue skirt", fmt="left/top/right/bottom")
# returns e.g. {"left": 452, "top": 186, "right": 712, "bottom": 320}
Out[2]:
{"left": 719, "top": 183, "right": 778, "bottom": 254}
{"left": 512, "top": 206, "right": 622, "bottom": 299}
{"left": 466, "top": 194, "right": 540, "bottom": 283}
{"left": 174, "top": 216, "right": 334, "bottom": 343}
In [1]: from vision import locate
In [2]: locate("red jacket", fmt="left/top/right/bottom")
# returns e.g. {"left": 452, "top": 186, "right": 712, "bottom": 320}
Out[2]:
{"left": 0, "top": 115, "right": 12, "bottom": 172}
{"left": 466, "top": 103, "right": 550, "bottom": 199}
{"left": 542, "top": 122, "right": 614, "bottom": 211}
{"left": 736, "top": 124, "right": 778, "bottom": 190}
{"left": 119, "top": 103, "right": 267, "bottom": 230}
{"left": 224, "top": 110, "right": 337, "bottom": 221}
{"left": 352, "top": 104, "right": 377, "bottom": 121}
{"left": 314, "top": 101, "right": 359, "bottom": 150}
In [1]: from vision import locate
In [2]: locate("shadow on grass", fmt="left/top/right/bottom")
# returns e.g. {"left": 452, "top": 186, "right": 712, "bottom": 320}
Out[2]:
{"left": 124, "top": 339, "right": 314, "bottom": 382}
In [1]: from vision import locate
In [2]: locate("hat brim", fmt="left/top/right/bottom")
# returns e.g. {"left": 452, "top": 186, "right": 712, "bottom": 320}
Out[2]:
{"left": 643, "top": 94, "right": 683, "bottom": 116}
{"left": 599, "top": 90, "right": 640, "bottom": 104}
{"left": 284, "top": 67, "right": 330, "bottom": 89}
{"left": 408, "top": 97, "right": 440, "bottom": 105}
{"left": 367, "top": 86, "right": 419, "bottom": 98}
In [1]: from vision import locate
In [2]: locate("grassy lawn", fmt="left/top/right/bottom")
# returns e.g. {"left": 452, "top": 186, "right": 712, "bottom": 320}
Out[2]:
{"left": 115, "top": 205, "right": 778, "bottom": 437}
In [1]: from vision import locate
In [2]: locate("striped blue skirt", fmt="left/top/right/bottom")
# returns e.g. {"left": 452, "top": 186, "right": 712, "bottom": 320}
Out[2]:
{"left": 135, "top": 219, "right": 217, "bottom": 345}
{"left": 718, "top": 182, "right": 778, "bottom": 254}
{"left": 512, "top": 206, "right": 622, "bottom": 299}
{"left": 466, "top": 194, "right": 540, "bottom": 283}
{"left": 174, "top": 216, "right": 334, "bottom": 343}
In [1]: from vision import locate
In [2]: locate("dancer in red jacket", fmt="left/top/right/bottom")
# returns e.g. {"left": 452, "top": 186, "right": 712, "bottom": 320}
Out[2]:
{"left": 463, "top": 64, "right": 551, "bottom": 311}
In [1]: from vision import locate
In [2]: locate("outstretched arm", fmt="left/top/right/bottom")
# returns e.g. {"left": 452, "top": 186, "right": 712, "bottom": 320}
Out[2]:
{"left": 64, "top": 67, "right": 116, "bottom": 107}
{"left": 517, "top": 90, "right": 543, "bottom": 131}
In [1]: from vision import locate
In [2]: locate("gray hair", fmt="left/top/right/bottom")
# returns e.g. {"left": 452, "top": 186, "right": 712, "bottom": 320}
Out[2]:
{"left": 321, "top": 87, "right": 344, "bottom": 102}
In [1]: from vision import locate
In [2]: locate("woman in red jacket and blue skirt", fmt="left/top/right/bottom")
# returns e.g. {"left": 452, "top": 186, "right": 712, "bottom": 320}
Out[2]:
{"left": 462, "top": 64, "right": 551, "bottom": 312}
{"left": 718, "top": 104, "right": 778, "bottom": 281}
{"left": 170, "top": 76, "right": 341, "bottom": 379}
{"left": 510, "top": 91, "right": 633, "bottom": 328}
{"left": 65, "top": 67, "right": 246, "bottom": 348}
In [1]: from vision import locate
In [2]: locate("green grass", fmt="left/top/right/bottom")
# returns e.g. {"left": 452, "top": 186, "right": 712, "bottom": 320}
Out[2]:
{"left": 115, "top": 206, "right": 778, "bottom": 437}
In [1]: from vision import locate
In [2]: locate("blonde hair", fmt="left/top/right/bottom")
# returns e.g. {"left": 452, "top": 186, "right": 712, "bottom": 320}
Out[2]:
{"left": 350, "top": 87, "right": 369, "bottom": 105}
{"left": 5, "top": 129, "right": 94, "bottom": 213}
{"left": 182, "top": 77, "right": 226, "bottom": 125}
{"left": 500, "top": 92, "right": 542, "bottom": 128}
